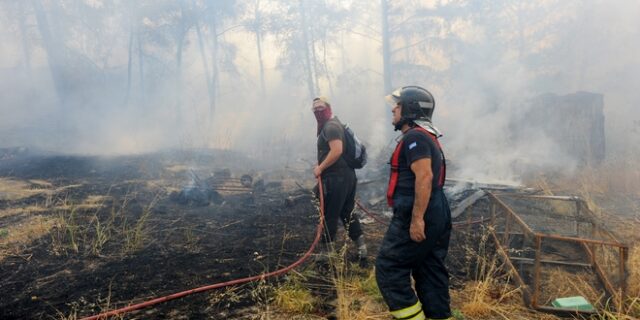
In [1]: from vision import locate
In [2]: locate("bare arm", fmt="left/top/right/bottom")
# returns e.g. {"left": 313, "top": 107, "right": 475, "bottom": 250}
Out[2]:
{"left": 314, "top": 139, "right": 343, "bottom": 177}
{"left": 409, "top": 158, "right": 433, "bottom": 242}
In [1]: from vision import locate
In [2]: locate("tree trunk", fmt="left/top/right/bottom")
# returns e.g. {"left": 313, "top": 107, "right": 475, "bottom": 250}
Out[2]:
{"left": 31, "top": 0, "right": 65, "bottom": 105}
{"left": 175, "top": 32, "right": 185, "bottom": 117}
{"left": 47, "top": 0, "right": 63, "bottom": 40}
{"left": 255, "top": 0, "right": 267, "bottom": 98}
{"left": 194, "top": 6, "right": 215, "bottom": 127}
{"left": 17, "top": 2, "right": 32, "bottom": 78}
{"left": 515, "top": 3, "right": 526, "bottom": 61}
{"left": 321, "top": 39, "right": 335, "bottom": 97}
{"left": 137, "top": 31, "right": 144, "bottom": 105}
{"left": 125, "top": 23, "right": 134, "bottom": 104}
{"left": 306, "top": 3, "right": 320, "bottom": 94}
{"left": 208, "top": 8, "right": 220, "bottom": 122}
{"left": 299, "top": 0, "right": 315, "bottom": 100}
{"left": 381, "top": 0, "right": 392, "bottom": 94}
{"left": 175, "top": 1, "right": 188, "bottom": 120}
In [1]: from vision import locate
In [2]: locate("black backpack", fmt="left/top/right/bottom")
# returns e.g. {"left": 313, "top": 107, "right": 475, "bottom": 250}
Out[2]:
{"left": 341, "top": 123, "right": 367, "bottom": 169}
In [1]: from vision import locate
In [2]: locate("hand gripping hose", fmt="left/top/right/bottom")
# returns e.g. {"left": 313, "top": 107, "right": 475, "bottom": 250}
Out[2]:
{"left": 81, "top": 178, "right": 326, "bottom": 320}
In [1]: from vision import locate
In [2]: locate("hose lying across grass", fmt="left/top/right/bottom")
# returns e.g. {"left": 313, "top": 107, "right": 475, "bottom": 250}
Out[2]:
{"left": 80, "top": 178, "right": 326, "bottom": 320}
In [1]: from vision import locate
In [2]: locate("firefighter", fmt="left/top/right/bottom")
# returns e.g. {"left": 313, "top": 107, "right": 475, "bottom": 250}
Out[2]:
{"left": 312, "top": 96, "right": 368, "bottom": 260}
{"left": 376, "top": 86, "right": 452, "bottom": 320}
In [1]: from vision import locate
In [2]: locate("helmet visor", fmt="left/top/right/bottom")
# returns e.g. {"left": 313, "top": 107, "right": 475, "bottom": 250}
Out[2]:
{"left": 384, "top": 88, "right": 403, "bottom": 109}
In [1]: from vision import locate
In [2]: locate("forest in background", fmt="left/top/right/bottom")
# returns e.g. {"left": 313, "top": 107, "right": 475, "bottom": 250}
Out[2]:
{"left": 1, "top": 0, "right": 639, "bottom": 182}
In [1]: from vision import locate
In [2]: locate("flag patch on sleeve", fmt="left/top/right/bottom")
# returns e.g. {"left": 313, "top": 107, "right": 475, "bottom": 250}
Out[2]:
{"left": 409, "top": 142, "right": 417, "bottom": 149}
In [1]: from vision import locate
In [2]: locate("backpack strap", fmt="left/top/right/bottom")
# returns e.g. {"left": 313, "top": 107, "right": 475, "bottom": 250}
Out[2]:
{"left": 386, "top": 127, "right": 446, "bottom": 207}
{"left": 386, "top": 140, "right": 404, "bottom": 207}
{"left": 413, "top": 126, "right": 446, "bottom": 187}
{"left": 318, "top": 118, "right": 343, "bottom": 141}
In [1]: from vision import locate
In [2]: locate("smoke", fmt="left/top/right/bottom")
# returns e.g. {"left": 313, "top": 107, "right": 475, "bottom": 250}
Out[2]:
{"left": 431, "top": 1, "right": 640, "bottom": 182}
{"left": 0, "top": 1, "right": 638, "bottom": 182}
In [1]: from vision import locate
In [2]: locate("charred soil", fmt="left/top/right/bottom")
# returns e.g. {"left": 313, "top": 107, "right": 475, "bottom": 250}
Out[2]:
{"left": 0, "top": 151, "right": 319, "bottom": 319}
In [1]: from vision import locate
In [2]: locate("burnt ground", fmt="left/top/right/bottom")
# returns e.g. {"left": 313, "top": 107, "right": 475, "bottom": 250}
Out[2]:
{"left": 0, "top": 149, "right": 530, "bottom": 319}
{"left": 2, "top": 149, "right": 631, "bottom": 319}
{"left": 0, "top": 150, "right": 330, "bottom": 319}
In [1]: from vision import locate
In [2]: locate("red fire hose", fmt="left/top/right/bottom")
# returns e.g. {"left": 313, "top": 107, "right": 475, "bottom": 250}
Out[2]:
{"left": 80, "top": 178, "right": 326, "bottom": 320}
{"left": 355, "top": 200, "right": 389, "bottom": 226}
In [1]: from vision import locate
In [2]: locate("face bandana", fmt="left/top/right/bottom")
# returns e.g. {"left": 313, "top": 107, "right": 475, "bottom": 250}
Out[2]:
{"left": 314, "top": 106, "right": 333, "bottom": 135}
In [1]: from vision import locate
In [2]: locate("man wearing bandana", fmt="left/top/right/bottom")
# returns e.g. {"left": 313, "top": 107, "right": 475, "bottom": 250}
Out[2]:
{"left": 312, "top": 96, "right": 367, "bottom": 263}
{"left": 310, "top": 96, "right": 367, "bottom": 319}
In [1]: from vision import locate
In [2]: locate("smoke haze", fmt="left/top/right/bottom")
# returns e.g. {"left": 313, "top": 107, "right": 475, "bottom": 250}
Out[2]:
{"left": 1, "top": 0, "right": 639, "bottom": 182}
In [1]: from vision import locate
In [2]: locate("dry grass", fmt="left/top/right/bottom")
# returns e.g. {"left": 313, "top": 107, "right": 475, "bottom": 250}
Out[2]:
{"left": 0, "top": 214, "right": 55, "bottom": 247}
{"left": 591, "top": 158, "right": 640, "bottom": 197}
{"left": 541, "top": 268, "right": 603, "bottom": 307}
{"left": 0, "top": 205, "right": 49, "bottom": 219}
{"left": 317, "top": 243, "right": 388, "bottom": 320}
{"left": 273, "top": 281, "right": 315, "bottom": 313}
{"left": 570, "top": 171, "right": 640, "bottom": 317}
{"left": 51, "top": 206, "right": 81, "bottom": 254}
{"left": 53, "top": 308, "right": 78, "bottom": 320}
{"left": 628, "top": 246, "right": 640, "bottom": 298}
{"left": 122, "top": 195, "right": 156, "bottom": 254}
{"left": 451, "top": 227, "right": 571, "bottom": 320}
{"left": 28, "top": 179, "right": 53, "bottom": 187}
{"left": 525, "top": 160, "right": 640, "bottom": 320}
{"left": 165, "top": 164, "right": 190, "bottom": 173}
{"left": 0, "top": 178, "right": 47, "bottom": 200}
{"left": 2, "top": 160, "right": 637, "bottom": 319}
{"left": 0, "top": 179, "right": 80, "bottom": 262}
{"left": 596, "top": 296, "right": 640, "bottom": 320}
{"left": 536, "top": 157, "right": 640, "bottom": 199}
{"left": 334, "top": 268, "right": 388, "bottom": 320}
{"left": 57, "top": 198, "right": 105, "bottom": 211}
{"left": 208, "top": 286, "right": 243, "bottom": 312}
{"left": 83, "top": 195, "right": 111, "bottom": 205}
{"left": 452, "top": 272, "right": 564, "bottom": 320}
{"left": 0, "top": 214, "right": 55, "bottom": 262}
{"left": 268, "top": 241, "right": 388, "bottom": 320}
{"left": 608, "top": 245, "right": 640, "bottom": 319}
{"left": 459, "top": 287, "right": 563, "bottom": 320}
{"left": 455, "top": 258, "right": 528, "bottom": 320}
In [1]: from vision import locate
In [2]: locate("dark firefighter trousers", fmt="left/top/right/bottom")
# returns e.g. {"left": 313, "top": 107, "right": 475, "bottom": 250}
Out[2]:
{"left": 376, "top": 189, "right": 452, "bottom": 320}
{"left": 313, "top": 169, "right": 364, "bottom": 312}
{"left": 320, "top": 169, "right": 363, "bottom": 245}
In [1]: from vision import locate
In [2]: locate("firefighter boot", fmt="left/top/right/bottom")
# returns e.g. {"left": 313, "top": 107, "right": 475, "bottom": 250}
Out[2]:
{"left": 356, "top": 235, "right": 368, "bottom": 268}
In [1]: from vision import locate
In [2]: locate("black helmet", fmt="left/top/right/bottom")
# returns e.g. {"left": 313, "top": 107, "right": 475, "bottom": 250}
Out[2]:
{"left": 386, "top": 86, "right": 436, "bottom": 122}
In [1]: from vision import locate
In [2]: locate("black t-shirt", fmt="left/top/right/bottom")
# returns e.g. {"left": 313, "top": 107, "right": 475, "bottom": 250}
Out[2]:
{"left": 393, "top": 128, "right": 444, "bottom": 197}
{"left": 317, "top": 117, "right": 351, "bottom": 175}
